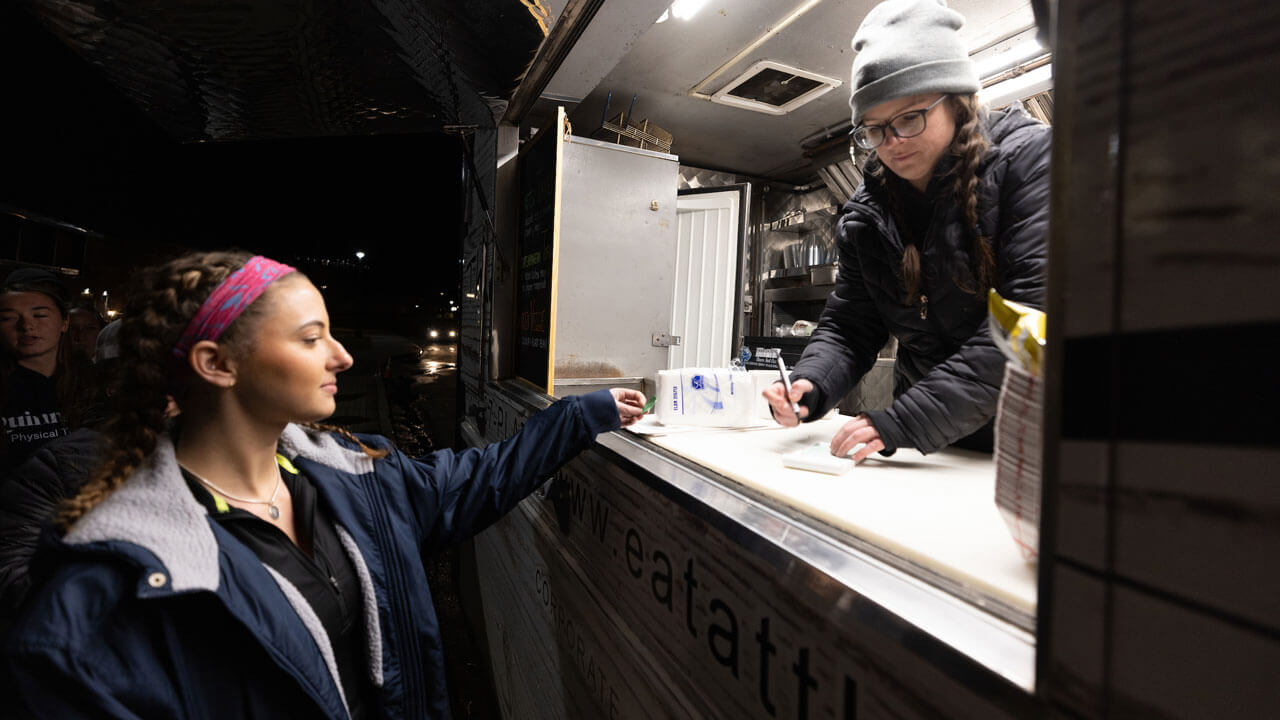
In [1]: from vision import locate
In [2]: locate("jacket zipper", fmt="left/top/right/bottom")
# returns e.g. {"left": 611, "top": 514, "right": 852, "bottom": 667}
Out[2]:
{"left": 363, "top": 468, "right": 425, "bottom": 716}
{"left": 848, "top": 200, "right": 938, "bottom": 325}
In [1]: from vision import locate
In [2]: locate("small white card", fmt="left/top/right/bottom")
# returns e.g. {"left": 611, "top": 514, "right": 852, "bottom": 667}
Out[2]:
{"left": 781, "top": 442, "right": 856, "bottom": 475}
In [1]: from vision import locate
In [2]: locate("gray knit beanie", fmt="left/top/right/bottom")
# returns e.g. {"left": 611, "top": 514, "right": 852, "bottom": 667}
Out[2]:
{"left": 849, "top": 0, "right": 980, "bottom": 123}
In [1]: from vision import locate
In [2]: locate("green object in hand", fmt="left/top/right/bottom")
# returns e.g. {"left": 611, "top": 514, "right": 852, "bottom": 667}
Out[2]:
{"left": 642, "top": 396, "right": 656, "bottom": 413}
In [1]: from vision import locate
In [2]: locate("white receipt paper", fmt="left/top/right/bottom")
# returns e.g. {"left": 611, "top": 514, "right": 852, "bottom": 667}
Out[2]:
{"left": 781, "top": 442, "right": 861, "bottom": 475}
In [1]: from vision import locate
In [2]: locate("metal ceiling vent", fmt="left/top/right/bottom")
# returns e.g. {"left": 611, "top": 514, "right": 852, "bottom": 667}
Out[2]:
{"left": 711, "top": 61, "right": 841, "bottom": 116}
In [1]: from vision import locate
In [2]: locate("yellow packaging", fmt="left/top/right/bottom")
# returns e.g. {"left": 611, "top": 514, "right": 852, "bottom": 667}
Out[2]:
{"left": 987, "top": 289, "right": 1046, "bottom": 377}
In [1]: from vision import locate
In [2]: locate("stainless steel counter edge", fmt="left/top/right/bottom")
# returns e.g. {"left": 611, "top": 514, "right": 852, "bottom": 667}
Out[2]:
{"left": 593, "top": 430, "right": 1036, "bottom": 694}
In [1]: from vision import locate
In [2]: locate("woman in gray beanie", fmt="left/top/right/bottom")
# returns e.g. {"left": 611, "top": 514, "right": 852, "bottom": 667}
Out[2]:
{"left": 763, "top": 0, "right": 1050, "bottom": 460}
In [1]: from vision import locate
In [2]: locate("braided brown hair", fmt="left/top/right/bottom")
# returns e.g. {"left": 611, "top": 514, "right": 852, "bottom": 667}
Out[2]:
{"left": 304, "top": 422, "right": 390, "bottom": 457}
{"left": 869, "top": 93, "right": 994, "bottom": 304}
{"left": 59, "top": 251, "right": 386, "bottom": 530}
{"left": 946, "top": 94, "right": 995, "bottom": 294}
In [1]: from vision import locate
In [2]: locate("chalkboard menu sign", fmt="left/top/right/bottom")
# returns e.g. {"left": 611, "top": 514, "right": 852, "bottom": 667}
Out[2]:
{"left": 514, "top": 110, "right": 563, "bottom": 391}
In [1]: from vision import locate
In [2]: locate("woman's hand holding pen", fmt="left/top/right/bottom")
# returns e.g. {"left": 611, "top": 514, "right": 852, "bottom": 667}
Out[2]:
{"left": 762, "top": 379, "right": 814, "bottom": 427}
{"left": 610, "top": 388, "right": 647, "bottom": 428}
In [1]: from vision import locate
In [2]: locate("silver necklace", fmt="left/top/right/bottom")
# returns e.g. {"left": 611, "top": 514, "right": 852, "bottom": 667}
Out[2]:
{"left": 182, "top": 464, "right": 283, "bottom": 519}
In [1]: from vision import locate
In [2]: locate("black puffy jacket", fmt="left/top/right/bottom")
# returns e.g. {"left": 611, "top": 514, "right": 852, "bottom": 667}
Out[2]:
{"left": 790, "top": 106, "right": 1049, "bottom": 454}
{"left": 0, "top": 427, "right": 103, "bottom": 631}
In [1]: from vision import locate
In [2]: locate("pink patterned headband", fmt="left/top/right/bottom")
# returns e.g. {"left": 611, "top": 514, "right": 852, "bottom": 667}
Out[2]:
{"left": 171, "top": 255, "right": 296, "bottom": 364}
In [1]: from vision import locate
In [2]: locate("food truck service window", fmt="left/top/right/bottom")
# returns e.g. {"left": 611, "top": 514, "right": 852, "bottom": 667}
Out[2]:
{"left": 493, "top": 124, "right": 1050, "bottom": 703}
{"left": 478, "top": 7, "right": 1057, "bottom": 713}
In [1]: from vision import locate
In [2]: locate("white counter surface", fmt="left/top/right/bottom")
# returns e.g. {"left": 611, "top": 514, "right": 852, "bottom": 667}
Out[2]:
{"left": 628, "top": 414, "right": 1038, "bottom": 617}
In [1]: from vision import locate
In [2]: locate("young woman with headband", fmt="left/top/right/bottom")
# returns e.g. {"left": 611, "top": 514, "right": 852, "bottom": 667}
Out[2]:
{"left": 763, "top": 0, "right": 1050, "bottom": 461}
{"left": 2, "top": 250, "right": 645, "bottom": 719}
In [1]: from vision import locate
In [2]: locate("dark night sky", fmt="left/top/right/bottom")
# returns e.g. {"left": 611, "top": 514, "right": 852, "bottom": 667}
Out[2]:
{"left": 1, "top": 8, "right": 465, "bottom": 333}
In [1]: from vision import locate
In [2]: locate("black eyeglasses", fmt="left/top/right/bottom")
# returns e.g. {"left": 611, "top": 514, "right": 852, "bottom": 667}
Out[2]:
{"left": 849, "top": 95, "right": 949, "bottom": 152}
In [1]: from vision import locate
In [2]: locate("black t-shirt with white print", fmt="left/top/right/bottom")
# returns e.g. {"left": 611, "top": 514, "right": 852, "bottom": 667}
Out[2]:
{"left": 2, "top": 365, "right": 68, "bottom": 472}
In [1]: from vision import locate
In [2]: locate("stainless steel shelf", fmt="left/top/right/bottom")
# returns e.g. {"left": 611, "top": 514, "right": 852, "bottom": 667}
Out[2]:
{"left": 763, "top": 263, "right": 837, "bottom": 283}
{"left": 765, "top": 205, "right": 840, "bottom": 232}
{"left": 762, "top": 285, "right": 832, "bottom": 302}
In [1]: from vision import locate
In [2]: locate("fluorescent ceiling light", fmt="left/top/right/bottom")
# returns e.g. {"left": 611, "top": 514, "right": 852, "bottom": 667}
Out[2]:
{"left": 671, "top": 0, "right": 710, "bottom": 20}
{"left": 975, "top": 39, "right": 1045, "bottom": 80}
{"left": 656, "top": 0, "right": 711, "bottom": 23}
{"left": 978, "top": 63, "right": 1053, "bottom": 108}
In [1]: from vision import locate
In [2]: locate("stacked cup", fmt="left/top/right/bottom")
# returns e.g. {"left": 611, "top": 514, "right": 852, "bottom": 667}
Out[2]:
{"left": 993, "top": 363, "right": 1043, "bottom": 563}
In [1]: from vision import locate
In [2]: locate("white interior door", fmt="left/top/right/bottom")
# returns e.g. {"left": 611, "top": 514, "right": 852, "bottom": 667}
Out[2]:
{"left": 669, "top": 190, "right": 740, "bottom": 368}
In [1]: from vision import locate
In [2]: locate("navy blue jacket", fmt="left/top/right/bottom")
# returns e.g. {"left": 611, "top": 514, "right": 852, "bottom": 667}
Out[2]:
{"left": 790, "top": 107, "right": 1050, "bottom": 454}
{"left": 2, "top": 389, "right": 620, "bottom": 719}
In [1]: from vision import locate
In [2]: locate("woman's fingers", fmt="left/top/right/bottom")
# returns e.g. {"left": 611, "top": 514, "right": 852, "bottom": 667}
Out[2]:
{"left": 788, "top": 379, "right": 812, "bottom": 421}
{"left": 831, "top": 429, "right": 870, "bottom": 458}
{"left": 761, "top": 382, "right": 799, "bottom": 426}
{"left": 828, "top": 416, "right": 865, "bottom": 455}
{"left": 611, "top": 388, "right": 645, "bottom": 406}
{"left": 611, "top": 388, "right": 645, "bottom": 410}
{"left": 789, "top": 379, "right": 813, "bottom": 403}
{"left": 850, "top": 438, "right": 884, "bottom": 463}
{"left": 610, "top": 388, "right": 647, "bottom": 426}
{"left": 763, "top": 379, "right": 813, "bottom": 427}
{"left": 830, "top": 415, "right": 882, "bottom": 460}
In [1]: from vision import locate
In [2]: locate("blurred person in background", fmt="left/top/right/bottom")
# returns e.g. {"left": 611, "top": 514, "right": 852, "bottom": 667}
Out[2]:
{"left": 0, "top": 268, "right": 93, "bottom": 474}
{"left": 66, "top": 301, "right": 105, "bottom": 362}
{"left": 0, "top": 319, "right": 120, "bottom": 634}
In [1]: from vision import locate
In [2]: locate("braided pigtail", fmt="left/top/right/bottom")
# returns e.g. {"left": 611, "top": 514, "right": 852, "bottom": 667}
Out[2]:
{"left": 868, "top": 156, "right": 924, "bottom": 304}
{"left": 302, "top": 422, "right": 390, "bottom": 459}
{"left": 59, "top": 251, "right": 254, "bottom": 530}
{"left": 946, "top": 94, "right": 995, "bottom": 294}
{"left": 900, "top": 239, "right": 923, "bottom": 305}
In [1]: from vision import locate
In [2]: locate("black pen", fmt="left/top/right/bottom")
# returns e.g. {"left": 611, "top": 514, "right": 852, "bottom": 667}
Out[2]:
{"left": 776, "top": 355, "right": 802, "bottom": 419}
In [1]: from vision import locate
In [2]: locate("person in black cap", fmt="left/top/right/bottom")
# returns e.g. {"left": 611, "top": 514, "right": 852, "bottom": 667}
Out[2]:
{"left": 66, "top": 300, "right": 106, "bottom": 362}
{"left": 0, "top": 316, "right": 120, "bottom": 635}
{"left": 0, "top": 267, "right": 93, "bottom": 473}
{"left": 763, "top": 0, "right": 1050, "bottom": 461}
